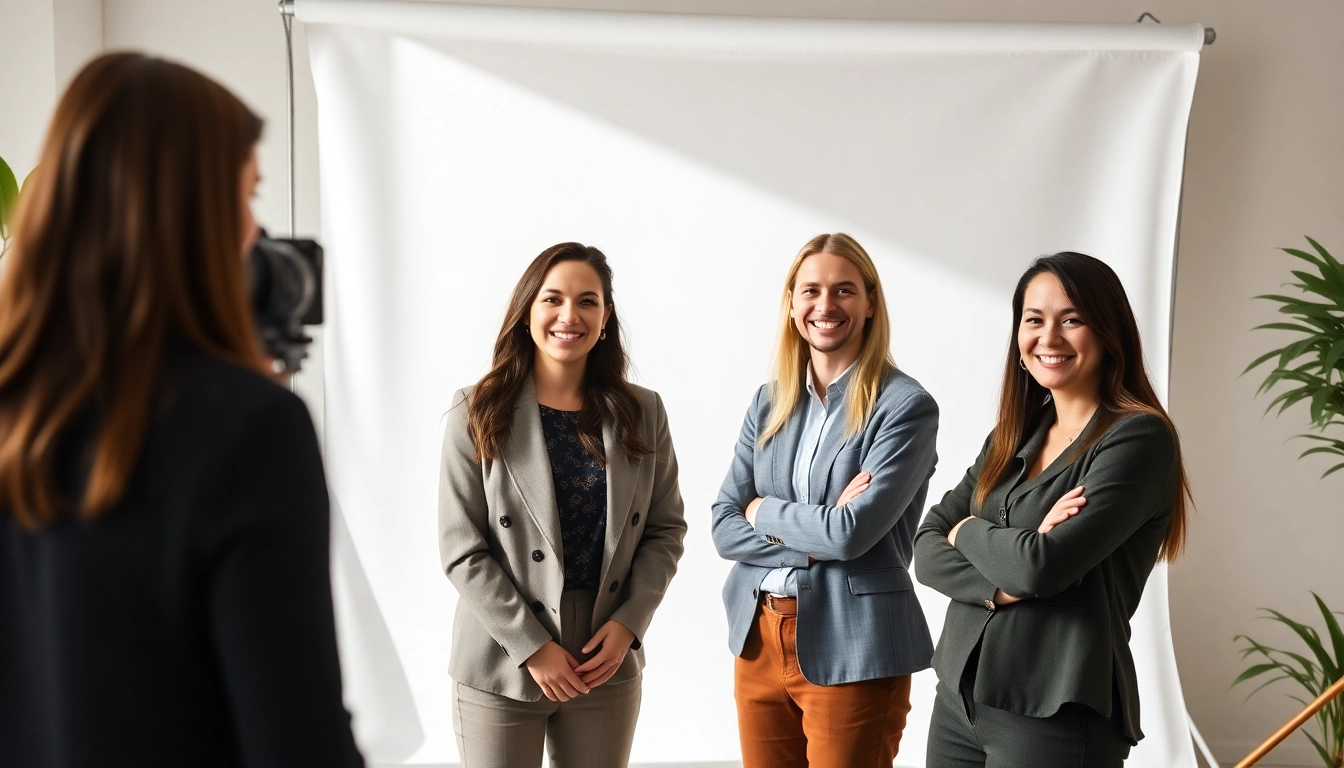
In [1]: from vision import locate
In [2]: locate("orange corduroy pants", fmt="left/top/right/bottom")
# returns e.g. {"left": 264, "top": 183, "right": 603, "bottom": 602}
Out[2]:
{"left": 734, "top": 595, "right": 912, "bottom": 768}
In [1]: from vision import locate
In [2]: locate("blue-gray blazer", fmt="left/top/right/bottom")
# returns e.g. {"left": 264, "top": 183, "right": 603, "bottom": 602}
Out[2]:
{"left": 711, "top": 368, "right": 939, "bottom": 685}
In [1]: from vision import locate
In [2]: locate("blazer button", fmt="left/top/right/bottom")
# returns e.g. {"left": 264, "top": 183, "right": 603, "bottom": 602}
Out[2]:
{"left": 632, "top": 513, "right": 640, "bottom": 526}
{"left": 499, "top": 515, "right": 512, "bottom": 528}
{"left": 531, "top": 600, "right": 544, "bottom": 613}
{"left": 532, "top": 550, "right": 544, "bottom": 562}
{"left": 999, "top": 507, "right": 1007, "bottom": 522}
{"left": 609, "top": 581, "right": 619, "bottom": 593}
{"left": 984, "top": 599, "right": 996, "bottom": 613}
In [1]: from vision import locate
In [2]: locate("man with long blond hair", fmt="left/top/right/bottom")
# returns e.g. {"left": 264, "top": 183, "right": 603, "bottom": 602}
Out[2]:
{"left": 711, "top": 233, "right": 940, "bottom": 767}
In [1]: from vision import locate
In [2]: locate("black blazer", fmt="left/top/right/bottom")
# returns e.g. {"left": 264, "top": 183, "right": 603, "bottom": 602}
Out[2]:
{"left": 0, "top": 347, "right": 364, "bottom": 768}
{"left": 914, "top": 404, "right": 1177, "bottom": 745}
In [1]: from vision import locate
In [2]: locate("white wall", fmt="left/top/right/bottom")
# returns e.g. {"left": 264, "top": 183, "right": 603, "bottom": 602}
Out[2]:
{"left": 26, "top": 0, "right": 1344, "bottom": 765}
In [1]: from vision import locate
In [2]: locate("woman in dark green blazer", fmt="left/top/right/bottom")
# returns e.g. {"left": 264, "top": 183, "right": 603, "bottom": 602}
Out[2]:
{"left": 914, "top": 252, "right": 1191, "bottom": 767}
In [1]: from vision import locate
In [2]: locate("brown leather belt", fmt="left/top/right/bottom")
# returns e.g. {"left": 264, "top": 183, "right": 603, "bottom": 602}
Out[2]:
{"left": 764, "top": 594, "right": 797, "bottom": 616}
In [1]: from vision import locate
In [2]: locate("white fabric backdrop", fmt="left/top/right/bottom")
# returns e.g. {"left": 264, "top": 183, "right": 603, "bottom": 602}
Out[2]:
{"left": 300, "top": 3, "right": 1202, "bottom": 764}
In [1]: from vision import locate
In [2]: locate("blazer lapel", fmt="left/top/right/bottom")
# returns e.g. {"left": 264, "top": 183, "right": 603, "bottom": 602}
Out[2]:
{"left": 499, "top": 378, "right": 563, "bottom": 560}
{"left": 771, "top": 400, "right": 806, "bottom": 500}
{"left": 602, "top": 418, "right": 637, "bottom": 561}
{"left": 1006, "top": 403, "right": 1102, "bottom": 505}
{"left": 597, "top": 418, "right": 638, "bottom": 593}
{"left": 807, "top": 407, "right": 851, "bottom": 505}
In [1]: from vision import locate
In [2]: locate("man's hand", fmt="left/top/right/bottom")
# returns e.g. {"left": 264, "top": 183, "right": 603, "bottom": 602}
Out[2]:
{"left": 837, "top": 472, "right": 871, "bottom": 507}
{"left": 524, "top": 641, "right": 589, "bottom": 702}
{"left": 575, "top": 620, "right": 636, "bottom": 687}
{"left": 744, "top": 497, "right": 764, "bottom": 527}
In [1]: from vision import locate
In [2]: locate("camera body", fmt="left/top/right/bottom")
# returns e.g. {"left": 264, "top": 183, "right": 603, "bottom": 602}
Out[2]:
{"left": 248, "top": 234, "right": 323, "bottom": 373}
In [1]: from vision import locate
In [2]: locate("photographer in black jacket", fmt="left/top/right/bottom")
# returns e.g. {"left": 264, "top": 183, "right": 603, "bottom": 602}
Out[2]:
{"left": 0, "top": 52, "right": 364, "bottom": 768}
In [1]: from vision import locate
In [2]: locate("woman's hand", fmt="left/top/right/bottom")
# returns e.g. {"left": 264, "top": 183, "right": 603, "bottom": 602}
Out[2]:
{"left": 575, "top": 620, "right": 636, "bottom": 687}
{"left": 837, "top": 472, "right": 872, "bottom": 507}
{"left": 947, "top": 516, "right": 973, "bottom": 547}
{"left": 524, "top": 641, "right": 589, "bottom": 702}
{"left": 994, "top": 588, "right": 1023, "bottom": 606}
{"left": 1038, "top": 486, "right": 1086, "bottom": 534}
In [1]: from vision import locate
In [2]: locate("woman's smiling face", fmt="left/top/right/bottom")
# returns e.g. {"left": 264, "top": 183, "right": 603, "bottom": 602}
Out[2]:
{"left": 1018, "top": 272, "right": 1104, "bottom": 398}
{"left": 529, "top": 260, "right": 612, "bottom": 368}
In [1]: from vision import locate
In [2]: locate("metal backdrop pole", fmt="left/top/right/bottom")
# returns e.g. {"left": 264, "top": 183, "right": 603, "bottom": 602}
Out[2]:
{"left": 1138, "top": 11, "right": 1216, "bottom": 45}
{"left": 280, "top": 0, "right": 296, "bottom": 237}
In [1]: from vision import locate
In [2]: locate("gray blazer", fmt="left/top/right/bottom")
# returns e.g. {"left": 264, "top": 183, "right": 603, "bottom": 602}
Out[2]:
{"left": 438, "top": 378, "right": 687, "bottom": 701}
{"left": 711, "top": 368, "right": 939, "bottom": 685}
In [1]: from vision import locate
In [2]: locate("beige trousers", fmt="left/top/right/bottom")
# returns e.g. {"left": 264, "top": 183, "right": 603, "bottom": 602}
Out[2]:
{"left": 452, "top": 589, "right": 642, "bottom": 768}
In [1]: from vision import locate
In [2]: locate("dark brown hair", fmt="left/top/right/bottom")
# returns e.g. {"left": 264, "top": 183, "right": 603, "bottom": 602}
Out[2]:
{"left": 973, "top": 252, "right": 1190, "bottom": 561}
{"left": 466, "top": 243, "right": 651, "bottom": 466}
{"left": 0, "top": 52, "right": 267, "bottom": 529}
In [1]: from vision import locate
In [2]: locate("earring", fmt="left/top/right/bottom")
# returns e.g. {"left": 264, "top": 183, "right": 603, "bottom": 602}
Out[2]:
{"left": 600, "top": 330, "right": 607, "bottom": 340}
{"left": 1018, "top": 357, "right": 1027, "bottom": 370}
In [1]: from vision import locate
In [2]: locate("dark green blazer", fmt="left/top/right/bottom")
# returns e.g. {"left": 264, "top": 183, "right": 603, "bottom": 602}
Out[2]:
{"left": 913, "top": 404, "right": 1177, "bottom": 745}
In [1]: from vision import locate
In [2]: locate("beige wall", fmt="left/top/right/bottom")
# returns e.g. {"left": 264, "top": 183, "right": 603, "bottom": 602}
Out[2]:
{"left": 1, "top": 0, "right": 60, "bottom": 178}
{"left": 0, "top": 0, "right": 103, "bottom": 175}
{"left": 26, "top": 0, "right": 1344, "bottom": 764}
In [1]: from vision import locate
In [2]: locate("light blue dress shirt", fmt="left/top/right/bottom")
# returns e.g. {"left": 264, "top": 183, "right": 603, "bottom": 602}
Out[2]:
{"left": 758, "top": 362, "right": 855, "bottom": 597}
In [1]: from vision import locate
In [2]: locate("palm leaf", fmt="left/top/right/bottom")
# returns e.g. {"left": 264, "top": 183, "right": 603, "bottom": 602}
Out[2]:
{"left": 1262, "top": 608, "right": 1339, "bottom": 681}
{"left": 1303, "top": 729, "right": 1332, "bottom": 767}
{"left": 1250, "top": 239, "right": 1344, "bottom": 479}
{"left": 1306, "top": 236, "right": 1344, "bottom": 272}
{"left": 1315, "top": 593, "right": 1344, "bottom": 679}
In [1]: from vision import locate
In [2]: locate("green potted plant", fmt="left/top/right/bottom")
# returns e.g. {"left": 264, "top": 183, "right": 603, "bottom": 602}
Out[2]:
{"left": 1236, "top": 237, "right": 1344, "bottom": 767}
{"left": 1233, "top": 595, "right": 1344, "bottom": 766}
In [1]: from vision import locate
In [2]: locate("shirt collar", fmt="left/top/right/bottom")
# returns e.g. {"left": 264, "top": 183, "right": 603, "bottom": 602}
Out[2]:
{"left": 806, "top": 360, "right": 858, "bottom": 404}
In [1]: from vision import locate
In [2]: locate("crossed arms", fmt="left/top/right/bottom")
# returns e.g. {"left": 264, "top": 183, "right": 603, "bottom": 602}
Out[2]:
{"left": 710, "top": 384, "right": 939, "bottom": 565}
{"left": 913, "top": 414, "right": 1177, "bottom": 605}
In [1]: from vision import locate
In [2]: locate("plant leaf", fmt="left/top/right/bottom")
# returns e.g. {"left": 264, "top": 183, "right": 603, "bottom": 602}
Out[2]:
{"left": 1284, "top": 247, "right": 1327, "bottom": 270}
{"left": 1314, "top": 592, "right": 1344, "bottom": 675}
{"left": 1291, "top": 271, "right": 1344, "bottom": 308}
{"left": 1232, "top": 662, "right": 1286, "bottom": 687}
{"left": 1306, "top": 236, "right": 1344, "bottom": 271}
{"left": 1313, "top": 387, "right": 1331, "bottom": 424}
{"left": 1251, "top": 322, "right": 1321, "bottom": 336}
{"left": 0, "top": 154, "right": 18, "bottom": 237}
{"left": 1327, "top": 339, "right": 1344, "bottom": 382}
{"left": 1302, "top": 728, "right": 1331, "bottom": 766}
{"left": 1264, "top": 608, "right": 1339, "bottom": 682}
{"left": 1245, "top": 347, "right": 1288, "bottom": 375}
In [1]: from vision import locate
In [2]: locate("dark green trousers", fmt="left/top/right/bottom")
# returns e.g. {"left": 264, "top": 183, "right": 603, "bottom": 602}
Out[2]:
{"left": 926, "top": 653, "right": 1131, "bottom": 768}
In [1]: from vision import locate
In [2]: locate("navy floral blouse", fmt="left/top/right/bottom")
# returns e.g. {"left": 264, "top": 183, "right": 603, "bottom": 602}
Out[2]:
{"left": 538, "top": 405, "right": 607, "bottom": 590}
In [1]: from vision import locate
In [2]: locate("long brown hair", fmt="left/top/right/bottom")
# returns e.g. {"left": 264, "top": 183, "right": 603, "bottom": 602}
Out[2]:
{"left": 0, "top": 53, "right": 267, "bottom": 530}
{"left": 972, "top": 252, "right": 1190, "bottom": 561}
{"left": 759, "top": 233, "right": 895, "bottom": 447}
{"left": 466, "top": 243, "right": 651, "bottom": 466}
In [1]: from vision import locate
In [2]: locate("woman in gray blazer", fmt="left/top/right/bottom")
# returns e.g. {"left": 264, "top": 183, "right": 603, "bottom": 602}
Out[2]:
{"left": 914, "top": 252, "right": 1192, "bottom": 767}
{"left": 438, "top": 243, "right": 686, "bottom": 768}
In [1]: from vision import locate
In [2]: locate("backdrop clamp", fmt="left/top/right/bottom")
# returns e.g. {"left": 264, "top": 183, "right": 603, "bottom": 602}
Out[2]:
{"left": 1138, "top": 11, "right": 1216, "bottom": 46}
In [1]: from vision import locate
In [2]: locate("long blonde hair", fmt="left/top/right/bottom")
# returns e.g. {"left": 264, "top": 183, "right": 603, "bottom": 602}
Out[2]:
{"left": 759, "top": 233, "right": 895, "bottom": 447}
